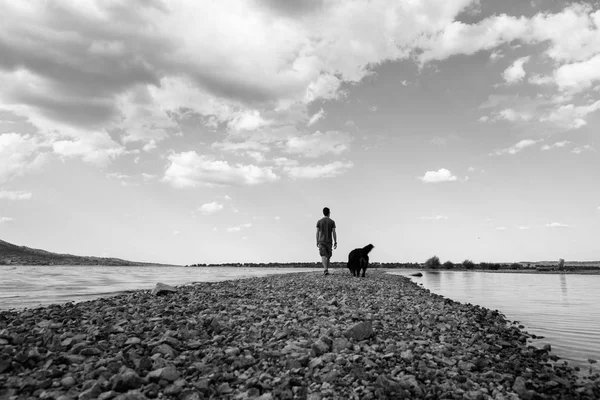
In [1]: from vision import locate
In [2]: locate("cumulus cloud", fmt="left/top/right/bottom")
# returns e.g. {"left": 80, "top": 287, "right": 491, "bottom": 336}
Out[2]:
{"left": 227, "top": 223, "right": 252, "bottom": 233}
{"left": 490, "top": 139, "right": 539, "bottom": 156}
{"left": 495, "top": 226, "right": 507, "bottom": 231}
{"left": 503, "top": 56, "right": 530, "bottom": 84}
{"left": 52, "top": 132, "right": 126, "bottom": 166}
{"left": 307, "top": 108, "right": 326, "bottom": 126}
{"left": 0, "top": 133, "right": 48, "bottom": 183}
{"left": 284, "top": 131, "right": 353, "bottom": 157}
{"left": 420, "top": 215, "right": 448, "bottom": 220}
{"left": 518, "top": 226, "right": 530, "bottom": 230}
{"left": 571, "top": 145, "right": 596, "bottom": 154}
{"left": 539, "top": 101, "right": 600, "bottom": 130}
{"left": 0, "top": 216, "right": 14, "bottom": 223}
{"left": 199, "top": 201, "right": 224, "bottom": 215}
{"left": 163, "top": 151, "right": 278, "bottom": 188}
{"left": 284, "top": 161, "right": 354, "bottom": 179}
{"left": 419, "top": 168, "right": 457, "bottom": 183}
{"left": 541, "top": 141, "right": 571, "bottom": 150}
{"left": 546, "top": 222, "right": 569, "bottom": 228}
{"left": 0, "top": 190, "right": 32, "bottom": 200}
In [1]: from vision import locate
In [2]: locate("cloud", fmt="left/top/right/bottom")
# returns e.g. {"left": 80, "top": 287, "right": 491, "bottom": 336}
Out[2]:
{"left": 420, "top": 215, "right": 448, "bottom": 220}
{"left": 284, "top": 161, "right": 354, "bottom": 179}
{"left": 284, "top": 131, "right": 353, "bottom": 158}
{"left": 495, "top": 226, "right": 507, "bottom": 231}
{"left": 546, "top": 222, "right": 569, "bottom": 228}
{"left": 162, "top": 151, "right": 278, "bottom": 188}
{"left": 518, "top": 226, "right": 530, "bottom": 230}
{"left": 572, "top": 145, "right": 596, "bottom": 154}
{"left": 490, "top": 139, "right": 538, "bottom": 156}
{"left": 307, "top": 108, "right": 326, "bottom": 126}
{"left": 199, "top": 201, "right": 224, "bottom": 215}
{"left": 419, "top": 168, "right": 457, "bottom": 183}
{"left": 52, "top": 132, "right": 126, "bottom": 166}
{"left": 227, "top": 223, "right": 252, "bottom": 233}
{"left": 503, "top": 56, "right": 530, "bottom": 84}
{"left": 541, "top": 141, "right": 571, "bottom": 151}
{"left": 227, "top": 110, "right": 271, "bottom": 132}
{"left": 0, "top": 0, "right": 488, "bottom": 164}
{"left": 173, "top": 230, "right": 181, "bottom": 236}
{"left": 539, "top": 101, "right": 600, "bottom": 130}
{"left": 555, "top": 54, "right": 600, "bottom": 93}
{"left": 528, "top": 74, "right": 554, "bottom": 86}
{"left": 0, "top": 133, "right": 48, "bottom": 183}
{"left": 0, "top": 190, "right": 32, "bottom": 200}
{"left": 0, "top": 217, "right": 14, "bottom": 224}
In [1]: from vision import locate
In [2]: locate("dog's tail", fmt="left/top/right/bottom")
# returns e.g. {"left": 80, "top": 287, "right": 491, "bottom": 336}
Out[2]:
{"left": 362, "top": 244, "right": 374, "bottom": 255}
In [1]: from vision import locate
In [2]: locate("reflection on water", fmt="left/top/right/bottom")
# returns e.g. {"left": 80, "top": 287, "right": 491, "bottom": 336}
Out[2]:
{"left": 0, "top": 265, "right": 320, "bottom": 311}
{"left": 388, "top": 269, "right": 600, "bottom": 369}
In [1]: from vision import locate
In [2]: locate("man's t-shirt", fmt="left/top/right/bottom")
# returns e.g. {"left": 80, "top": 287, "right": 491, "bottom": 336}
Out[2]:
{"left": 316, "top": 217, "right": 336, "bottom": 244}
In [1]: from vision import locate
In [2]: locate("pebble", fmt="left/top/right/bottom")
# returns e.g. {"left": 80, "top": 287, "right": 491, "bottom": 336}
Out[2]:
{"left": 0, "top": 271, "right": 598, "bottom": 399}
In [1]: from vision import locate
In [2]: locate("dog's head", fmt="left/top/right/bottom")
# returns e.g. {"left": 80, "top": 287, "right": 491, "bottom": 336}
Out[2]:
{"left": 362, "top": 244, "right": 374, "bottom": 255}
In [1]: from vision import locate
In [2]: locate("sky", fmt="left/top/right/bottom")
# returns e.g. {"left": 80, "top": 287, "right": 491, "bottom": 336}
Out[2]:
{"left": 1, "top": 0, "right": 599, "bottom": 265}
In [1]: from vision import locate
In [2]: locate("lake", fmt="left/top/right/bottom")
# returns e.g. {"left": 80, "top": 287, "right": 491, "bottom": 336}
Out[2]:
{"left": 0, "top": 265, "right": 321, "bottom": 310}
{"left": 388, "top": 269, "right": 600, "bottom": 370}
{"left": 1, "top": 265, "right": 598, "bottom": 371}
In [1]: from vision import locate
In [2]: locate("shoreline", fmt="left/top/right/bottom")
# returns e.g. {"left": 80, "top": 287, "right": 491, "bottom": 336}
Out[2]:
{"left": 1, "top": 271, "right": 598, "bottom": 399}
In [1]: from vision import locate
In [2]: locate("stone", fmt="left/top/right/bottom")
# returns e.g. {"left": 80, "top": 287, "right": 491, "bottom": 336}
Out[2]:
{"left": 111, "top": 369, "right": 143, "bottom": 392}
{"left": 78, "top": 383, "right": 102, "bottom": 400}
{"left": 343, "top": 321, "right": 373, "bottom": 341}
{"left": 512, "top": 376, "right": 533, "bottom": 400}
{"left": 151, "top": 283, "right": 177, "bottom": 296}
{"left": 311, "top": 340, "right": 330, "bottom": 356}
{"left": 332, "top": 338, "right": 349, "bottom": 352}
{"left": 147, "top": 365, "right": 179, "bottom": 382}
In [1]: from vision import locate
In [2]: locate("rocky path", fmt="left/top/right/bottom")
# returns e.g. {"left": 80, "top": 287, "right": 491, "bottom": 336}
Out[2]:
{"left": 1, "top": 270, "right": 598, "bottom": 399}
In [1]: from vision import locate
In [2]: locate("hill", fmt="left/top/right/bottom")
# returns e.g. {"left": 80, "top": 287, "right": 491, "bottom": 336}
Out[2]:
{"left": 0, "top": 239, "right": 175, "bottom": 266}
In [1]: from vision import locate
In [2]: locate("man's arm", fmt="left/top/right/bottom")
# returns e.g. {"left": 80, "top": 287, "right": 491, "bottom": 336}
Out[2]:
{"left": 333, "top": 228, "right": 337, "bottom": 249}
{"left": 316, "top": 228, "right": 320, "bottom": 247}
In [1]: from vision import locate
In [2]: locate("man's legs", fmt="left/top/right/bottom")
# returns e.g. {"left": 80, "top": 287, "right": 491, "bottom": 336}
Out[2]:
{"left": 319, "top": 244, "right": 332, "bottom": 275}
{"left": 321, "top": 255, "right": 331, "bottom": 274}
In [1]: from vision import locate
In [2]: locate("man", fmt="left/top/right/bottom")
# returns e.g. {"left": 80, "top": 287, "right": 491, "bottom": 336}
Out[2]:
{"left": 316, "top": 207, "right": 337, "bottom": 275}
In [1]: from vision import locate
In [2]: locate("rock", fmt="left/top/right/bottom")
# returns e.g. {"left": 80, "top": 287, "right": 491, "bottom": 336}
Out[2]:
{"left": 311, "top": 340, "right": 330, "bottom": 356}
{"left": 147, "top": 365, "right": 179, "bottom": 382}
{"left": 332, "top": 338, "right": 350, "bottom": 352}
{"left": 343, "top": 321, "right": 373, "bottom": 341}
{"left": 308, "top": 357, "right": 323, "bottom": 369}
{"left": 111, "top": 369, "right": 143, "bottom": 392}
{"left": 151, "top": 283, "right": 177, "bottom": 296}
{"left": 114, "top": 390, "right": 148, "bottom": 400}
{"left": 61, "top": 376, "right": 77, "bottom": 388}
{"left": 124, "top": 337, "right": 141, "bottom": 345}
{"left": 78, "top": 383, "right": 102, "bottom": 400}
{"left": 512, "top": 376, "right": 533, "bottom": 400}
{"left": 152, "top": 343, "right": 176, "bottom": 358}
{"left": 411, "top": 273, "right": 423, "bottom": 277}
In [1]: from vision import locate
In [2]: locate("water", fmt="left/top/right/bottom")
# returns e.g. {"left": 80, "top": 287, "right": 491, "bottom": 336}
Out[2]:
{"left": 0, "top": 265, "right": 320, "bottom": 310}
{"left": 388, "top": 269, "right": 600, "bottom": 370}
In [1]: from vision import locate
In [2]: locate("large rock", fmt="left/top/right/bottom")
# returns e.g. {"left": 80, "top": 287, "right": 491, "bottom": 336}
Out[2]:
{"left": 151, "top": 283, "right": 177, "bottom": 296}
{"left": 111, "top": 369, "right": 143, "bottom": 392}
{"left": 147, "top": 365, "right": 179, "bottom": 382}
{"left": 343, "top": 321, "right": 374, "bottom": 341}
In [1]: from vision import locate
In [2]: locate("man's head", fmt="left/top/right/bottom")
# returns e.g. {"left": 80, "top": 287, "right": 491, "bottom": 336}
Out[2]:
{"left": 323, "top": 207, "right": 330, "bottom": 216}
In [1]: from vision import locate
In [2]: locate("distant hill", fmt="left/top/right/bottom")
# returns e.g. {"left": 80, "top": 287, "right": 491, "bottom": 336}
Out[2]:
{"left": 0, "top": 239, "right": 175, "bottom": 266}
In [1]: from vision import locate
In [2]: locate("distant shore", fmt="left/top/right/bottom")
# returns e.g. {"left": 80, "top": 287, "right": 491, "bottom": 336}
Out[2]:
{"left": 0, "top": 271, "right": 598, "bottom": 399}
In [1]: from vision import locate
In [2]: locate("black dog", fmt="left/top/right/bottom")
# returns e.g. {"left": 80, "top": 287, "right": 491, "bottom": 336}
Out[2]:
{"left": 347, "top": 244, "right": 375, "bottom": 277}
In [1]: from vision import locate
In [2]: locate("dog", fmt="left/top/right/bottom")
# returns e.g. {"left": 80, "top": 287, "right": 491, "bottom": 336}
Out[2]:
{"left": 347, "top": 244, "right": 375, "bottom": 277}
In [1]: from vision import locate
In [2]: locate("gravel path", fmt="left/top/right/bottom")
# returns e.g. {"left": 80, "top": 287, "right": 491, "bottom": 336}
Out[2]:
{"left": 1, "top": 270, "right": 598, "bottom": 399}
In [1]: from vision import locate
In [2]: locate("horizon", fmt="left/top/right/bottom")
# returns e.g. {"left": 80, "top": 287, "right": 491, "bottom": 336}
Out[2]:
{"left": 1, "top": 1, "right": 599, "bottom": 265}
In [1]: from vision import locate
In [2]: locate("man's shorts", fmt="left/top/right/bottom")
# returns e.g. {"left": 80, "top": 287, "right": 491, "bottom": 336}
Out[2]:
{"left": 318, "top": 243, "right": 332, "bottom": 258}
